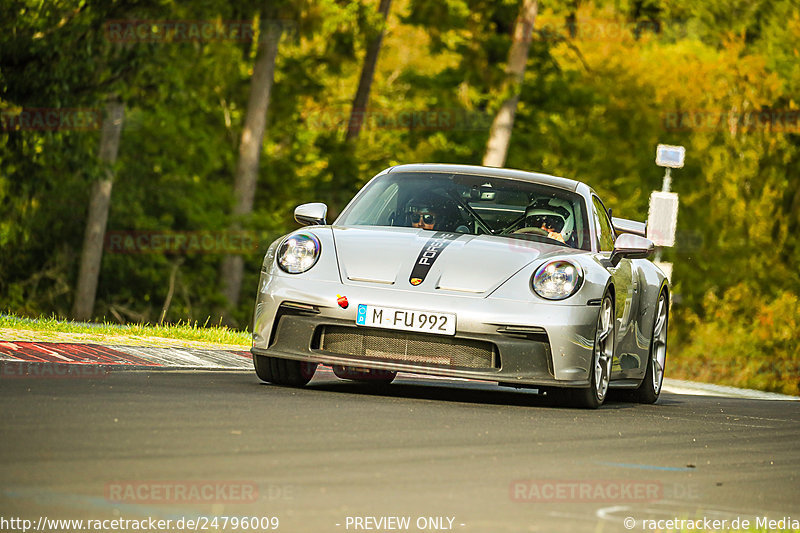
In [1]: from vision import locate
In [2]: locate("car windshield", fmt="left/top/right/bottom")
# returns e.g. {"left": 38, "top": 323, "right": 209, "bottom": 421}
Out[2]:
{"left": 336, "top": 171, "right": 591, "bottom": 250}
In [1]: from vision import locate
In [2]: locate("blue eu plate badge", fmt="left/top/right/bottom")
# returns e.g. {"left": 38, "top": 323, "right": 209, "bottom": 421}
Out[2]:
{"left": 356, "top": 304, "right": 367, "bottom": 326}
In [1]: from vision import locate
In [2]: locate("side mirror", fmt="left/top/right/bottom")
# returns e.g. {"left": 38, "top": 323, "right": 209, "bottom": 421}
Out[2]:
{"left": 294, "top": 203, "right": 328, "bottom": 226}
{"left": 608, "top": 233, "right": 654, "bottom": 267}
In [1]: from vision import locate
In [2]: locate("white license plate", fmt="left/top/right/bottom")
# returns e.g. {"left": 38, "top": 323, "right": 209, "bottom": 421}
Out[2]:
{"left": 355, "top": 304, "right": 456, "bottom": 336}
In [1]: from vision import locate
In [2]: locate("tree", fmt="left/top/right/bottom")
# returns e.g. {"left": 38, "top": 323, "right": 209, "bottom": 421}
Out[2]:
{"left": 482, "top": 0, "right": 538, "bottom": 168}
{"left": 72, "top": 98, "right": 125, "bottom": 320}
{"left": 0, "top": 1, "right": 162, "bottom": 319}
{"left": 346, "top": 0, "right": 393, "bottom": 142}
{"left": 220, "top": 14, "right": 285, "bottom": 318}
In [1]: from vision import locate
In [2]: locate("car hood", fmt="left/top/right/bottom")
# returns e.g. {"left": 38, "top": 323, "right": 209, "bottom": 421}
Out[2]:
{"left": 331, "top": 226, "right": 584, "bottom": 297}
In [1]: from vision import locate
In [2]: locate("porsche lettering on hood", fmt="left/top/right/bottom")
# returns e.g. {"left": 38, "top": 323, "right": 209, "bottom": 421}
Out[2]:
{"left": 331, "top": 226, "right": 574, "bottom": 296}
{"left": 409, "top": 232, "right": 460, "bottom": 286}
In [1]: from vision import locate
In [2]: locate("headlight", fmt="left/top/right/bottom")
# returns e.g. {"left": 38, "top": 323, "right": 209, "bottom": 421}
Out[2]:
{"left": 532, "top": 260, "right": 583, "bottom": 300}
{"left": 277, "top": 233, "right": 320, "bottom": 273}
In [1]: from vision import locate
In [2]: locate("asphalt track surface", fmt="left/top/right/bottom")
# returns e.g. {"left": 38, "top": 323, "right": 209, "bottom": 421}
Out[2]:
{"left": 2, "top": 363, "right": 799, "bottom": 533}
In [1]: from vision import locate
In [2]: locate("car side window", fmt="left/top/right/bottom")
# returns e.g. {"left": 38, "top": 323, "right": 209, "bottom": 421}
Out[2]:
{"left": 592, "top": 196, "right": 615, "bottom": 252}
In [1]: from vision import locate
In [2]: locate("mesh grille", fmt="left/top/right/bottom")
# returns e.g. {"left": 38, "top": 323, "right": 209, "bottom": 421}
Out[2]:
{"left": 319, "top": 326, "right": 496, "bottom": 369}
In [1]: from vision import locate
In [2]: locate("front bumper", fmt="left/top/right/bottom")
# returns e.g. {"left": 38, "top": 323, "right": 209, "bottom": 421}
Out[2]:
{"left": 252, "top": 276, "right": 599, "bottom": 387}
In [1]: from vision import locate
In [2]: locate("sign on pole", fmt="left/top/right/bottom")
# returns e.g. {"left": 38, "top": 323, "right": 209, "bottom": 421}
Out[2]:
{"left": 655, "top": 144, "right": 685, "bottom": 169}
{"left": 647, "top": 191, "right": 679, "bottom": 247}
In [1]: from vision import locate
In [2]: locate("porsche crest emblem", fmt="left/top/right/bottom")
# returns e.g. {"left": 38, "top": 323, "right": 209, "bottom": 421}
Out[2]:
{"left": 410, "top": 278, "right": 422, "bottom": 286}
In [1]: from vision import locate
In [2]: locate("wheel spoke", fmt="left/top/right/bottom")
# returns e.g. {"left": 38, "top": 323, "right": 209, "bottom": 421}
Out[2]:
{"left": 652, "top": 358, "right": 663, "bottom": 392}
{"left": 654, "top": 313, "right": 666, "bottom": 337}
{"left": 650, "top": 293, "right": 668, "bottom": 394}
{"left": 595, "top": 359, "right": 603, "bottom": 387}
{"left": 597, "top": 352, "right": 609, "bottom": 399}
{"left": 593, "top": 295, "right": 614, "bottom": 402}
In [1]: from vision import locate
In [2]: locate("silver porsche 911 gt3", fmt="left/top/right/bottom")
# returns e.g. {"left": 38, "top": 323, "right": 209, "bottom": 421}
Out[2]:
{"left": 251, "top": 164, "right": 669, "bottom": 408}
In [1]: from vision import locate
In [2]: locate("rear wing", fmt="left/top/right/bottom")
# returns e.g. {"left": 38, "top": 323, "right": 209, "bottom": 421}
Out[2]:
{"left": 611, "top": 217, "right": 647, "bottom": 238}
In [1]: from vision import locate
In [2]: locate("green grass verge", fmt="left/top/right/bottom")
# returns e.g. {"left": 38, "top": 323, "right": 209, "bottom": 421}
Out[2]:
{"left": 0, "top": 313, "right": 251, "bottom": 346}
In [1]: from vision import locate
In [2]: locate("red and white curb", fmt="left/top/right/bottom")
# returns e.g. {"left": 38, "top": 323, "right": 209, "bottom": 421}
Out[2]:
{"left": 0, "top": 341, "right": 251, "bottom": 369}
{"left": 0, "top": 341, "right": 796, "bottom": 400}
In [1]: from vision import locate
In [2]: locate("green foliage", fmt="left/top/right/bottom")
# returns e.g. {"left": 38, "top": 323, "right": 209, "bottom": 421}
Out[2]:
{"left": 671, "top": 284, "right": 800, "bottom": 395}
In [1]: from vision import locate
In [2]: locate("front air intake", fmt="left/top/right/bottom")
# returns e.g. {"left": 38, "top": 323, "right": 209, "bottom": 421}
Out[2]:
{"left": 318, "top": 326, "right": 497, "bottom": 369}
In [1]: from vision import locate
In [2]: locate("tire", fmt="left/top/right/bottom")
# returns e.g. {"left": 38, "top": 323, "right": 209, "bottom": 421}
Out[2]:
{"left": 332, "top": 365, "right": 396, "bottom": 383}
{"left": 631, "top": 288, "right": 668, "bottom": 404}
{"left": 566, "top": 291, "right": 615, "bottom": 409}
{"left": 253, "top": 354, "right": 316, "bottom": 386}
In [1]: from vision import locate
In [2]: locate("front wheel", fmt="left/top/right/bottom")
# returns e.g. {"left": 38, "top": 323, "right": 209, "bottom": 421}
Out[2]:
{"left": 631, "top": 288, "right": 668, "bottom": 403}
{"left": 566, "top": 291, "right": 615, "bottom": 409}
{"left": 253, "top": 354, "right": 317, "bottom": 386}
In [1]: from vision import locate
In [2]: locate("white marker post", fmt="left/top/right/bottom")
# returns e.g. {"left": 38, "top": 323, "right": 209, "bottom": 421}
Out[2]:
{"left": 649, "top": 144, "right": 684, "bottom": 277}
